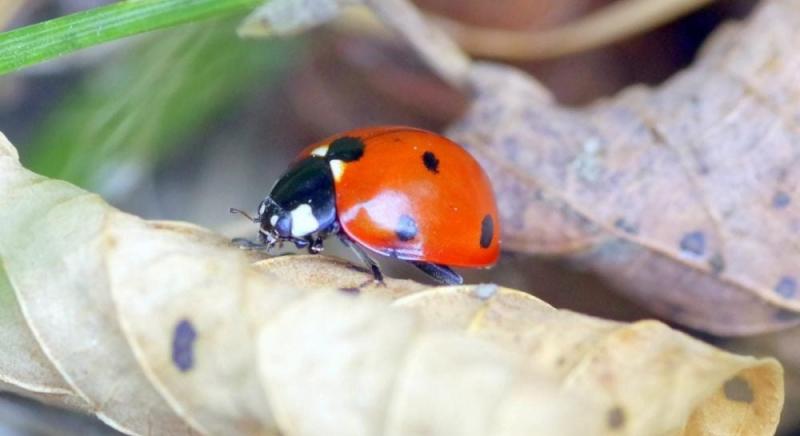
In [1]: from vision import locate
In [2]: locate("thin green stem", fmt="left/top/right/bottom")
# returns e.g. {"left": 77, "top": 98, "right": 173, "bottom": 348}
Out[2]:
{"left": 0, "top": 0, "right": 264, "bottom": 75}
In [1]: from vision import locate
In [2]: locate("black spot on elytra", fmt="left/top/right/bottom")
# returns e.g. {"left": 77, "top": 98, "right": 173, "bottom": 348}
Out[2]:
{"left": 613, "top": 217, "right": 638, "bottom": 234}
{"left": 395, "top": 214, "right": 418, "bottom": 241}
{"left": 480, "top": 214, "right": 494, "bottom": 248}
{"left": 773, "top": 191, "right": 791, "bottom": 209}
{"left": 172, "top": 319, "right": 197, "bottom": 372}
{"left": 327, "top": 136, "right": 365, "bottom": 162}
{"left": 679, "top": 231, "right": 705, "bottom": 257}
{"left": 607, "top": 406, "right": 626, "bottom": 429}
{"left": 723, "top": 377, "right": 754, "bottom": 403}
{"left": 775, "top": 276, "right": 797, "bottom": 298}
{"left": 422, "top": 151, "right": 439, "bottom": 174}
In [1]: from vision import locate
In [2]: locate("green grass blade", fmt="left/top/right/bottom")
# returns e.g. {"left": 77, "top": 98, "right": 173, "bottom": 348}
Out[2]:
{"left": 0, "top": 0, "right": 264, "bottom": 75}
{"left": 24, "top": 18, "right": 299, "bottom": 192}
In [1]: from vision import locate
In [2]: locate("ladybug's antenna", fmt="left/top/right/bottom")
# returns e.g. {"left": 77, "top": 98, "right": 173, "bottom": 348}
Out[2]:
{"left": 230, "top": 208, "right": 259, "bottom": 222}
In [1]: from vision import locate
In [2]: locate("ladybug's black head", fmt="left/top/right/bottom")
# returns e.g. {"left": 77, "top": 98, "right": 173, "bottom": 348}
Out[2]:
{"left": 256, "top": 198, "right": 293, "bottom": 245}
{"left": 232, "top": 156, "right": 337, "bottom": 251}
{"left": 254, "top": 156, "right": 338, "bottom": 246}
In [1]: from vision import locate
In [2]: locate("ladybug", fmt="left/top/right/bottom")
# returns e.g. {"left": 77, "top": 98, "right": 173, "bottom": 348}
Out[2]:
{"left": 232, "top": 126, "right": 500, "bottom": 285}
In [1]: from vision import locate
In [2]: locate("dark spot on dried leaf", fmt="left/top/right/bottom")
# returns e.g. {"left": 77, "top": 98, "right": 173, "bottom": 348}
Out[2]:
{"left": 772, "top": 191, "right": 791, "bottom": 209}
{"left": 593, "top": 239, "right": 636, "bottom": 264}
{"left": 774, "top": 276, "right": 797, "bottom": 298}
{"left": 607, "top": 406, "right": 625, "bottom": 429}
{"left": 679, "top": 231, "right": 706, "bottom": 257}
{"left": 709, "top": 253, "right": 726, "bottom": 275}
{"left": 338, "top": 287, "right": 360, "bottom": 295}
{"left": 613, "top": 217, "right": 638, "bottom": 235}
{"left": 774, "top": 308, "right": 800, "bottom": 321}
{"left": 396, "top": 214, "right": 418, "bottom": 241}
{"left": 723, "top": 376, "right": 754, "bottom": 403}
{"left": 422, "top": 151, "right": 439, "bottom": 174}
{"left": 172, "top": 319, "right": 197, "bottom": 372}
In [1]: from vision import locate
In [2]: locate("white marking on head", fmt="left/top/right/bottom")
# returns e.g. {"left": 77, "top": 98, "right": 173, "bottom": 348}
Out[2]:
{"left": 311, "top": 145, "right": 329, "bottom": 157}
{"left": 258, "top": 202, "right": 267, "bottom": 215}
{"left": 289, "top": 204, "right": 319, "bottom": 237}
{"left": 330, "top": 159, "right": 345, "bottom": 182}
{"left": 270, "top": 215, "right": 278, "bottom": 226}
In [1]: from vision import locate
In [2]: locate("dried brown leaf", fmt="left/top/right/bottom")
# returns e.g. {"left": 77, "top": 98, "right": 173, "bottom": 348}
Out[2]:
{"left": 0, "top": 133, "right": 195, "bottom": 435}
{"left": 103, "top": 215, "right": 290, "bottom": 435}
{"left": 255, "top": 257, "right": 784, "bottom": 435}
{"left": 444, "top": 0, "right": 800, "bottom": 335}
{"left": 0, "top": 168, "right": 81, "bottom": 406}
{"left": 0, "top": 267, "right": 87, "bottom": 413}
{"left": 431, "top": 0, "right": 717, "bottom": 60}
{"left": 299, "top": 0, "right": 800, "bottom": 335}
{"left": 398, "top": 287, "right": 783, "bottom": 435}
{"left": 727, "top": 329, "right": 800, "bottom": 433}
{"left": 0, "top": 133, "right": 785, "bottom": 434}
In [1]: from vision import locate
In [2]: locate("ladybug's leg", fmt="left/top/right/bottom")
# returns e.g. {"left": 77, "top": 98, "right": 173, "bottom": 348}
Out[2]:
{"left": 338, "top": 235, "right": 384, "bottom": 284}
{"left": 351, "top": 244, "right": 385, "bottom": 283}
{"left": 305, "top": 222, "right": 335, "bottom": 254}
{"left": 410, "top": 262, "right": 463, "bottom": 285}
{"left": 293, "top": 238, "right": 310, "bottom": 250}
{"left": 308, "top": 236, "right": 324, "bottom": 254}
{"left": 297, "top": 235, "right": 324, "bottom": 254}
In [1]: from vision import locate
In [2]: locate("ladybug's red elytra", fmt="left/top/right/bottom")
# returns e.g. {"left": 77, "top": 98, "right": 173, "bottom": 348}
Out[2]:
{"left": 232, "top": 126, "right": 500, "bottom": 285}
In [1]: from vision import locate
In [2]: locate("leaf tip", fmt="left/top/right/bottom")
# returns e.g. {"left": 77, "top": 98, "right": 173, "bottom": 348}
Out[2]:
{"left": 0, "top": 131, "right": 19, "bottom": 160}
